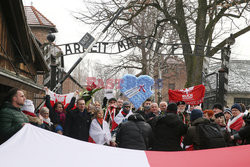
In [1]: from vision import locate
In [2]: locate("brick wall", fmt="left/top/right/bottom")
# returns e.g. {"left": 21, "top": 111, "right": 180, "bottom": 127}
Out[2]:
{"left": 30, "top": 27, "right": 50, "bottom": 44}
{"left": 62, "top": 76, "right": 83, "bottom": 94}
{"left": 154, "top": 63, "right": 187, "bottom": 103}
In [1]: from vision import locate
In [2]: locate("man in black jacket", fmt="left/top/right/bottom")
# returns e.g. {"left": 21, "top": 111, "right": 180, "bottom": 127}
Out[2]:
{"left": 116, "top": 113, "right": 153, "bottom": 150}
{"left": 64, "top": 98, "right": 91, "bottom": 141}
{"left": 152, "top": 103, "right": 187, "bottom": 151}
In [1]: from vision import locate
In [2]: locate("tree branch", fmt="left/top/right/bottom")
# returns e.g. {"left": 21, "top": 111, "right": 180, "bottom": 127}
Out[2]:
{"left": 207, "top": 25, "right": 250, "bottom": 57}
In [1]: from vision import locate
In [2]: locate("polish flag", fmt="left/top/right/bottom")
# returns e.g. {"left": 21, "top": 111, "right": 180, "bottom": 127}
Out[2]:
{"left": 88, "top": 119, "right": 111, "bottom": 145}
{"left": 111, "top": 109, "right": 133, "bottom": 131}
{"left": 168, "top": 84, "right": 205, "bottom": 105}
{"left": 2, "top": 124, "right": 250, "bottom": 167}
{"left": 47, "top": 89, "right": 76, "bottom": 109}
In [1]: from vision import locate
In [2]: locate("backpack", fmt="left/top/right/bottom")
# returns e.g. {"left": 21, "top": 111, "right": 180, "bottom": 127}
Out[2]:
{"left": 197, "top": 123, "right": 226, "bottom": 149}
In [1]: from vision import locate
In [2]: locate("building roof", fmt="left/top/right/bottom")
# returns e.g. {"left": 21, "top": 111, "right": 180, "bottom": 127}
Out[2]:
{"left": 24, "top": 6, "right": 58, "bottom": 33}
{"left": 207, "top": 60, "right": 250, "bottom": 93}
{"left": 228, "top": 60, "right": 250, "bottom": 93}
{"left": 0, "top": 0, "right": 47, "bottom": 93}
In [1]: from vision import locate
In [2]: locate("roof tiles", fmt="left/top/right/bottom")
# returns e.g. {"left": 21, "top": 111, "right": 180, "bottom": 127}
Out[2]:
{"left": 24, "top": 6, "right": 57, "bottom": 32}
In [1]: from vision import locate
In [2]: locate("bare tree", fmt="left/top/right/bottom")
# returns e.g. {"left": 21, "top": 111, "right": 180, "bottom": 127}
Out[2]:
{"left": 74, "top": 0, "right": 179, "bottom": 78}
{"left": 128, "top": 0, "right": 250, "bottom": 86}
{"left": 75, "top": 0, "right": 250, "bottom": 87}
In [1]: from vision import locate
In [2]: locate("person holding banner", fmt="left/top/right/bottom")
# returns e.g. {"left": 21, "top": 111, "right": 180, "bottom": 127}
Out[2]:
{"left": 64, "top": 98, "right": 92, "bottom": 141}
{"left": 0, "top": 88, "right": 29, "bottom": 144}
{"left": 44, "top": 87, "right": 78, "bottom": 129}
{"left": 152, "top": 103, "right": 187, "bottom": 151}
{"left": 116, "top": 113, "right": 153, "bottom": 150}
{"left": 39, "top": 106, "right": 53, "bottom": 131}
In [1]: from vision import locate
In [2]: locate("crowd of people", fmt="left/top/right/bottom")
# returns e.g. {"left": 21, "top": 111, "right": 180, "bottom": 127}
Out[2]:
{"left": 0, "top": 87, "right": 250, "bottom": 151}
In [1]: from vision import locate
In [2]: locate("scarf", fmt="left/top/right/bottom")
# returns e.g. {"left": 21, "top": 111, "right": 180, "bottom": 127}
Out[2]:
{"left": 43, "top": 117, "right": 53, "bottom": 126}
{"left": 104, "top": 106, "right": 116, "bottom": 123}
{"left": 22, "top": 110, "right": 36, "bottom": 117}
{"left": 121, "top": 110, "right": 129, "bottom": 117}
{"left": 227, "top": 113, "right": 244, "bottom": 132}
{"left": 55, "top": 110, "right": 66, "bottom": 125}
{"left": 97, "top": 118, "right": 103, "bottom": 129}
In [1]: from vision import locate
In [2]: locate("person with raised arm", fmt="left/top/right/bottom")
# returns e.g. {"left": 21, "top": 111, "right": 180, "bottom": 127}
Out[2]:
{"left": 44, "top": 87, "right": 78, "bottom": 129}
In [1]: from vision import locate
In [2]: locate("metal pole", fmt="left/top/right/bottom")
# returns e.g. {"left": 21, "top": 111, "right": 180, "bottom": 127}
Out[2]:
{"left": 217, "top": 46, "right": 231, "bottom": 107}
{"left": 36, "top": 0, "right": 134, "bottom": 111}
{"left": 157, "top": 54, "right": 162, "bottom": 104}
{"left": 52, "top": 0, "right": 133, "bottom": 92}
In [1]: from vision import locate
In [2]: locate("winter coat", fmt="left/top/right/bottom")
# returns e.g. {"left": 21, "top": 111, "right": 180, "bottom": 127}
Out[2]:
{"left": 136, "top": 110, "right": 155, "bottom": 122}
{"left": 116, "top": 113, "right": 153, "bottom": 150}
{"left": 238, "top": 123, "right": 250, "bottom": 144}
{"left": 64, "top": 108, "right": 91, "bottom": 141}
{"left": 45, "top": 95, "right": 75, "bottom": 127}
{"left": 0, "top": 102, "right": 29, "bottom": 144}
{"left": 218, "top": 124, "right": 232, "bottom": 147}
{"left": 152, "top": 113, "right": 187, "bottom": 151}
{"left": 183, "top": 117, "right": 210, "bottom": 150}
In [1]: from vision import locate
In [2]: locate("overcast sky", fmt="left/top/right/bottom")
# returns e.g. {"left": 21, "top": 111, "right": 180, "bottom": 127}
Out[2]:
{"left": 22, "top": 0, "right": 250, "bottom": 71}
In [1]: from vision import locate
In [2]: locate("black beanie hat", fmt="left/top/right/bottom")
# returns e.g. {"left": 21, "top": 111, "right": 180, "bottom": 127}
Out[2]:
{"left": 177, "top": 101, "right": 186, "bottom": 106}
{"left": 231, "top": 103, "right": 242, "bottom": 112}
{"left": 122, "top": 101, "right": 130, "bottom": 108}
{"left": 213, "top": 103, "right": 223, "bottom": 111}
{"left": 108, "top": 98, "right": 117, "bottom": 103}
{"left": 167, "top": 103, "right": 177, "bottom": 114}
{"left": 190, "top": 109, "right": 203, "bottom": 122}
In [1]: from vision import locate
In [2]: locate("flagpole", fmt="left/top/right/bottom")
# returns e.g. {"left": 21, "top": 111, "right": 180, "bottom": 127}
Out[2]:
{"left": 36, "top": 0, "right": 134, "bottom": 112}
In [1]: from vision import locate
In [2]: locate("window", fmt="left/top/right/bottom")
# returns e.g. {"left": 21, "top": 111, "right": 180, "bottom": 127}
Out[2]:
{"left": 169, "top": 83, "right": 175, "bottom": 90}
{"left": 234, "top": 98, "right": 250, "bottom": 107}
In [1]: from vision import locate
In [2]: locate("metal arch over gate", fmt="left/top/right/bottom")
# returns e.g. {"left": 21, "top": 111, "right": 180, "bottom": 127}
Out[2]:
{"left": 56, "top": 36, "right": 221, "bottom": 60}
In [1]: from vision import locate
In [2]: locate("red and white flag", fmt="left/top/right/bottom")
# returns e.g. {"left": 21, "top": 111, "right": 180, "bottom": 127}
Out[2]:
{"left": 168, "top": 84, "right": 205, "bottom": 105}
{"left": 111, "top": 109, "right": 133, "bottom": 131}
{"left": 47, "top": 89, "right": 76, "bottom": 109}
{"left": 89, "top": 119, "right": 111, "bottom": 145}
{"left": 104, "top": 105, "right": 116, "bottom": 123}
{"left": 227, "top": 113, "right": 244, "bottom": 132}
{"left": 2, "top": 124, "right": 250, "bottom": 167}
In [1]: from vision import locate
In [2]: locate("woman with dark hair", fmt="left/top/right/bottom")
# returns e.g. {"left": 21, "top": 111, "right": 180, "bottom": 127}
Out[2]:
{"left": 44, "top": 87, "right": 77, "bottom": 129}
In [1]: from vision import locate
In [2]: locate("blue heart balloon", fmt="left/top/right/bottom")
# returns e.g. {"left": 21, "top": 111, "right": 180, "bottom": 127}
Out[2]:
{"left": 120, "top": 74, "right": 154, "bottom": 110}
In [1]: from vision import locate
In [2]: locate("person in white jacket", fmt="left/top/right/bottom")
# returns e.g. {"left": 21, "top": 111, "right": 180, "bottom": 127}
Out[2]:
{"left": 89, "top": 108, "right": 114, "bottom": 146}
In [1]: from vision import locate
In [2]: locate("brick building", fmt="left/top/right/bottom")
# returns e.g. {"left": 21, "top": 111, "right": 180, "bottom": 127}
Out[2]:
{"left": 154, "top": 57, "right": 187, "bottom": 103}
{"left": 24, "top": 5, "right": 83, "bottom": 107}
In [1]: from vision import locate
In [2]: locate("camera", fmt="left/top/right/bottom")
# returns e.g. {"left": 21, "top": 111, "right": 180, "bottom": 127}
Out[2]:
{"left": 214, "top": 112, "right": 224, "bottom": 118}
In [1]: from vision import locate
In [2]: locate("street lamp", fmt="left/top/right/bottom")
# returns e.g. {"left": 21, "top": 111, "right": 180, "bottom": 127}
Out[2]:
{"left": 226, "top": 34, "right": 235, "bottom": 48}
{"left": 46, "top": 33, "right": 57, "bottom": 91}
{"left": 47, "top": 33, "right": 55, "bottom": 43}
